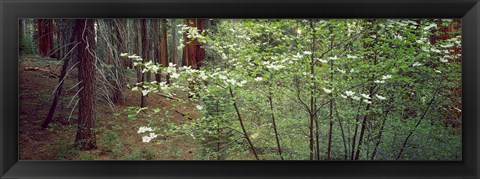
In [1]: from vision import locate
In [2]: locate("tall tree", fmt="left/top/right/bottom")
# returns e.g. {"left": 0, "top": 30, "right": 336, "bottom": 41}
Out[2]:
{"left": 74, "top": 19, "right": 97, "bottom": 150}
{"left": 153, "top": 19, "right": 161, "bottom": 82}
{"left": 140, "top": 19, "right": 149, "bottom": 108}
{"left": 111, "top": 19, "right": 126, "bottom": 104}
{"left": 171, "top": 20, "right": 178, "bottom": 68}
{"left": 42, "top": 20, "right": 75, "bottom": 129}
{"left": 37, "top": 19, "right": 54, "bottom": 57}
{"left": 160, "top": 19, "right": 170, "bottom": 83}
{"left": 182, "top": 19, "right": 206, "bottom": 68}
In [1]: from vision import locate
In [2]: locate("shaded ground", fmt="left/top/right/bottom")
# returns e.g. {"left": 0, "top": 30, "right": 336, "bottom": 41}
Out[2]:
{"left": 19, "top": 55, "right": 200, "bottom": 160}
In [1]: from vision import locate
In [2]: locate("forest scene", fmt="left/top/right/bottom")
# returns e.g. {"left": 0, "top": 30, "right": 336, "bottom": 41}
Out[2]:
{"left": 19, "top": 19, "right": 462, "bottom": 160}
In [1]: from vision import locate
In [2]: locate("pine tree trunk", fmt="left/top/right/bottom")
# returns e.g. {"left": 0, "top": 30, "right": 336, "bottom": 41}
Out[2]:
{"left": 152, "top": 19, "right": 161, "bottom": 82}
{"left": 74, "top": 19, "right": 97, "bottom": 150}
{"left": 134, "top": 20, "right": 142, "bottom": 83}
{"left": 160, "top": 19, "right": 169, "bottom": 83}
{"left": 42, "top": 25, "right": 73, "bottom": 129}
{"left": 111, "top": 19, "right": 126, "bottom": 104}
{"left": 140, "top": 19, "right": 148, "bottom": 108}
{"left": 172, "top": 20, "right": 178, "bottom": 68}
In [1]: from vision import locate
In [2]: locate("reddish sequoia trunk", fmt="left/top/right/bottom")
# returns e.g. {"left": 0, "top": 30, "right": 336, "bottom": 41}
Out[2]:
{"left": 140, "top": 19, "right": 148, "bottom": 108}
{"left": 160, "top": 19, "right": 170, "bottom": 83}
{"left": 431, "top": 20, "right": 462, "bottom": 128}
{"left": 195, "top": 19, "right": 206, "bottom": 67}
{"left": 187, "top": 19, "right": 197, "bottom": 68}
{"left": 152, "top": 19, "right": 161, "bottom": 82}
{"left": 182, "top": 19, "right": 206, "bottom": 69}
{"left": 37, "top": 19, "right": 54, "bottom": 57}
{"left": 74, "top": 19, "right": 97, "bottom": 150}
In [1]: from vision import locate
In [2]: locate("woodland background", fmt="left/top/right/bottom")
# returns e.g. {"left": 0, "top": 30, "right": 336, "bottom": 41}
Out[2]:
{"left": 19, "top": 19, "right": 461, "bottom": 160}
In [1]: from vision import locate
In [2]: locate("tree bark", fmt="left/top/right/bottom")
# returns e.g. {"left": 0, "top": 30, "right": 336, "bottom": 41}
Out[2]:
{"left": 42, "top": 21, "right": 75, "bottom": 129}
{"left": 110, "top": 19, "right": 126, "bottom": 104}
{"left": 74, "top": 19, "right": 97, "bottom": 150}
{"left": 229, "top": 87, "right": 259, "bottom": 160}
{"left": 268, "top": 94, "right": 283, "bottom": 160}
{"left": 354, "top": 103, "right": 371, "bottom": 160}
{"left": 160, "top": 19, "right": 170, "bottom": 83}
{"left": 37, "top": 19, "right": 54, "bottom": 57}
{"left": 326, "top": 42, "right": 334, "bottom": 160}
{"left": 308, "top": 19, "right": 317, "bottom": 160}
{"left": 140, "top": 19, "right": 148, "bottom": 108}
{"left": 134, "top": 20, "right": 142, "bottom": 83}
{"left": 152, "top": 19, "right": 161, "bottom": 82}
{"left": 171, "top": 20, "right": 178, "bottom": 68}
{"left": 333, "top": 100, "right": 349, "bottom": 160}
{"left": 370, "top": 99, "right": 393, "bottom": 160}
{"left": 396, "top": 88, "right": 440, "bottom": 160}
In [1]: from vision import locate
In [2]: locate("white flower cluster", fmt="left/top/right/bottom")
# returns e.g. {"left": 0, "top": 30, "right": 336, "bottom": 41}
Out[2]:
{"left": 329, "top": 56, "right": 338, "bottom": 60}
{"left": 142, "top": 132, "right": 158, "bottom": 143}
{"left": 209, "top": 72, "right": 247, "bottom": 88}
{"left": 323, "top": 88, "right": 333, "bottom": 94}
{"left": 342, "top": 90, "right": 360, "bottom": 101}
{"left": 423, "top": 23, "right": 437, "bottom": 30}
{"left": 138, "top": 127, "right": 157, "bottom": 143}
{"left": 375, "top": 94, "right": 386, "bottom": 100}
{"left": 138, "top": 126, "right": 154, "bottom": 133}
{"left": 347, "top": 55, "right": 357, "bottom": 59}
{"left": 254, "top": 77, "right": 263, "bottom": 82}
{"left": 412, "top": 62, "right": 423, "bottom": 67}
{"left": 375, "top": 75, "right": 392, "bottom": 84}
{"left": 266, "top": 64, "right": 285, "bottom": 70}
{"left": 360, "top": 93, "right": 373, "bottom": 104}
{"left": 180, "top": 25, "right": 207, "bottom": 43}
{"left": 342, "top": 90, "right": 385, "bottom": 103}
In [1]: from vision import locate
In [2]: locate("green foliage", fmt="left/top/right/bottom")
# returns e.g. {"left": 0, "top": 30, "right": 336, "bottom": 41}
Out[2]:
{"left": 122, "top": 147, "right": 157, "bottom": 160}
{"left": 98, "top": 130, "right": 123, "bottom": 158}
{"left": 19, "top": 35, "right": 36, "bottom": 55}
{"left": 47, "top": 139, "right": 79, "bottom": 160}
{"left": 124, "top": 19, "right": 461, "bottom": 160}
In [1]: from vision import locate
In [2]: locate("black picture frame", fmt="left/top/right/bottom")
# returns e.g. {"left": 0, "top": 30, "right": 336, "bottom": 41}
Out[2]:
{"left": 1, "top": 0, "right": 479, "bottom": 178}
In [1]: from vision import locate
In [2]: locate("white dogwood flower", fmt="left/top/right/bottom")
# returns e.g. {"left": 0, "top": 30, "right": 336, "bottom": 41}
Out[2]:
{"left": 412, "top": 62, "right": 423, "bottom": 67}
{"left": 142, "top": 132, "right": 158, "bottom": 143}
{"left": 382, "top": 75, "right": 392, "bottom": 80}
{"left": 329, "top": 56, "right": 338, "bottom": 60}
{"left": 323, "top": 88, "right": 333, "bottom": 94}
{"left": 361, "top": 93, "right": 371, "bottom": 99}
{"left": 375, "top": 94, "right": 386, "bottom": 100}
{"left": 345, "top": 90, "right": 355, "bottom": 96}
{"left": 138, "top": 126, "right": 154, "bottom": 133}
{"left": 363, "top": 99, "right": 372, "bottom": 104}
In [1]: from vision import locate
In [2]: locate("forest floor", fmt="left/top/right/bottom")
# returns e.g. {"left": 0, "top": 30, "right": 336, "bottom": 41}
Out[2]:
{"left": 19, "top": 55, "right": 200, "bottom": 160}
